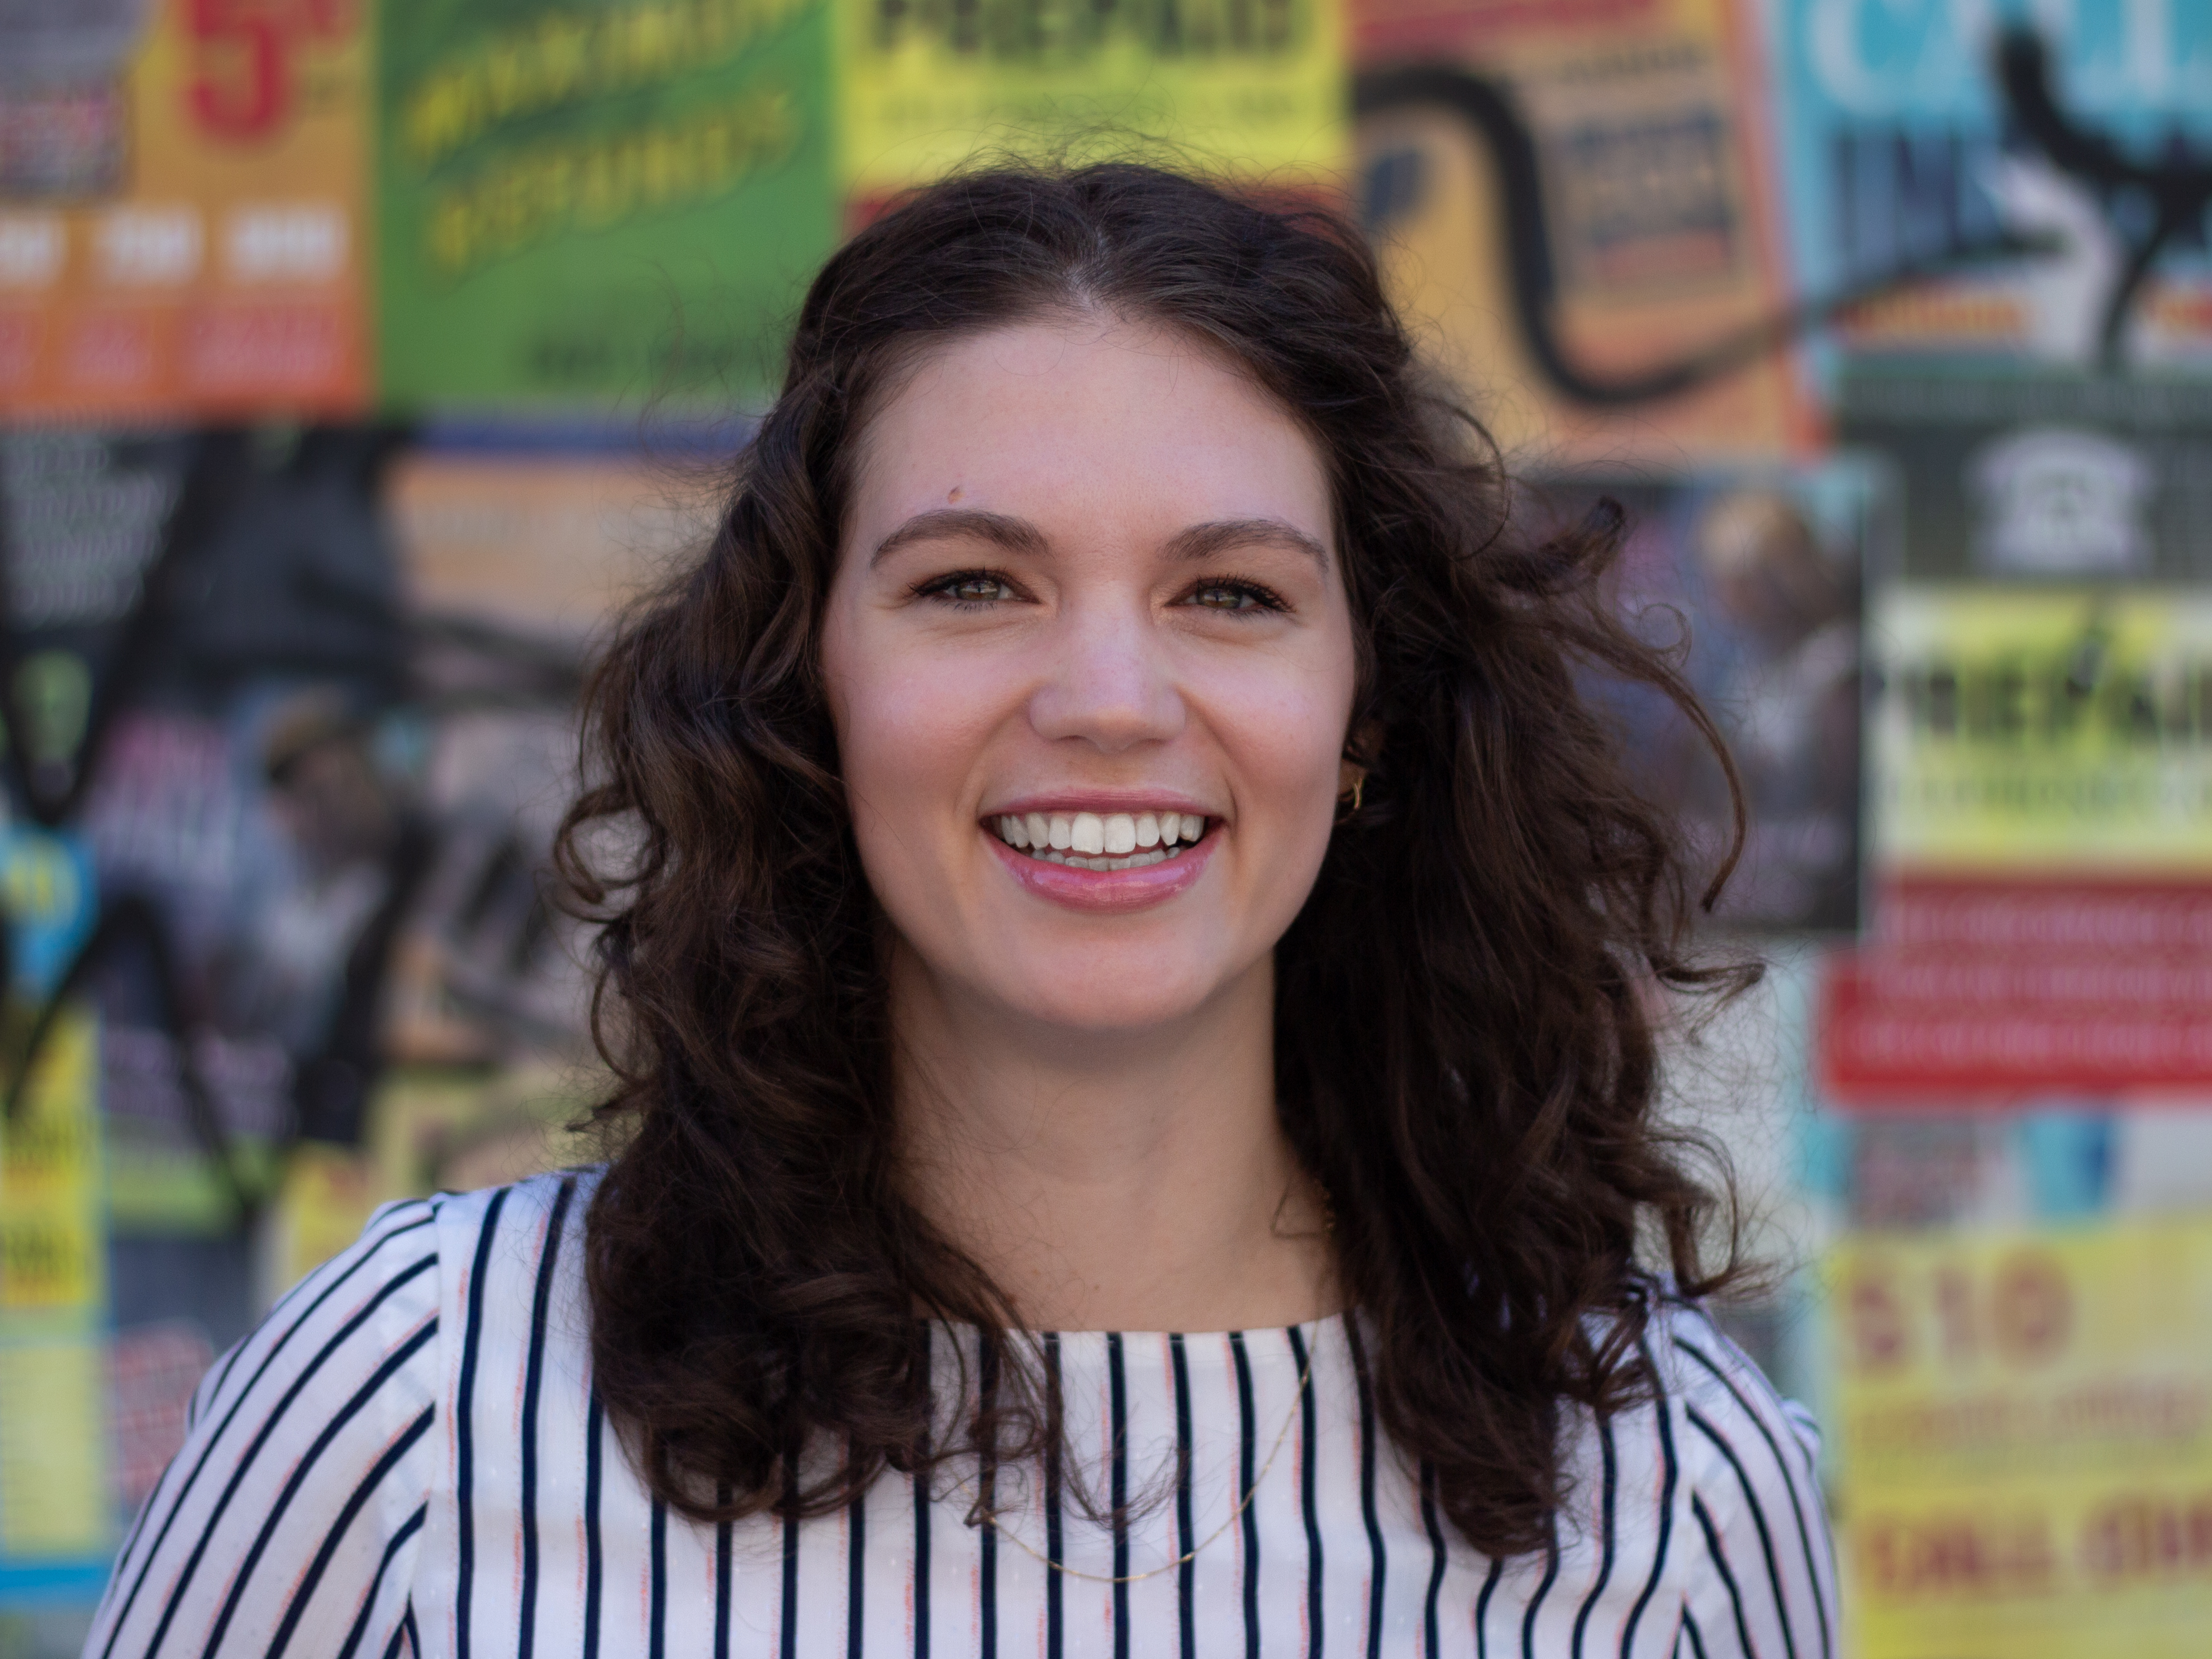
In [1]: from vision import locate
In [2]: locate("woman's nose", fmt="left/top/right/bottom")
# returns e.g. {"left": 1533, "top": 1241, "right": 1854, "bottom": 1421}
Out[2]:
{"left": 1025, "top": 601, "right": 1185, "bottom": 753}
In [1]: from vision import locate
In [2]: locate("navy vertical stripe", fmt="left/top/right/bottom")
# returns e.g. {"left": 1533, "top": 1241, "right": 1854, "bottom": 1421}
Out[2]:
{"left": 1287, "top": 1323, "right": 1323, "bottom": 1659}
{"left": 1691, "top": 1494, "right": 1758, "bottom": 1659}
{"left": 1229, "top": 1331, "right": 1260, "bottom": 1659}
{"left": 1419, "top": 1463, "right": 1446, "bottom": 1659}
{"left": 781, "top": 1465, "right": 801, "bottom": 1659}
{"left": 914, "top": 1324, "right": 933, "bottom": 1659}
{"left": 1619, "top": 1339, "right": 1680, "bottom": 1659}
{"left": 1345, "top": 1319, "right": 1387, "bottom": 1659}
{"left": 1170, "top": 1332, "right": 1197, "bottom": 1659}
{"left": 1043, "top": 1333, "right": 1064, "bottom": 1659}
{"left": 912, "top": 1457, "right": 931, "bottom": 1659}
{"left": 715, "top": 1486, "right": 734, "bottom": 1659}
{"left": 332, "top": 1504, "right": 428, "bottom": 1659}
{"left": 1519, "top": 1518, "right": 1562, "bottom": 1659}
{"left": 978, "top": 1331, "right": 1000, "bottom": 1659}
{"left": 648, "top": 1498, "right": 669, "bottom": 1659}
{"left": 848, "top": 1486, "right": 867, "bottom": 1659}
{"left": 1473, "top": 1555, "right": 1504, "bottom": 1659}
{"left": 453, "top": 1184, "right": 512, "bottom": 1659}
{"left": 517, "top": 1177, "right": 574, "bottom": 1659}
{"left": 1687, "top": 1406, "right": 1798, "bottom": 1659}
{"left": 1569, "top": 1419, "right": 1620, "bottom": 1659}
{"left": 1107, "top": 1330, "right": 1130, "bottom": 1659}
{"left": 582, "top": 1393, "right": 605, "bottom": 1659}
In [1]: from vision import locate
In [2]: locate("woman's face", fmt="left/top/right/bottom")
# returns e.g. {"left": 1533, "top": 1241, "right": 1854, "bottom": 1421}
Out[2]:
{"left": 821, "top": 315, "right": 1358, "bottom": 1036}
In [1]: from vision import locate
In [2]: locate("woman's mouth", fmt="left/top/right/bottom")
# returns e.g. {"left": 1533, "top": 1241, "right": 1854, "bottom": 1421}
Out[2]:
{"left": 987, "top": 810, "right": 1209, "bottom": 871}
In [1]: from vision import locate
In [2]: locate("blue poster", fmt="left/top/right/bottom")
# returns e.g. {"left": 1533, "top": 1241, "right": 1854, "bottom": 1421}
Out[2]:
{"left": 1767, "top": 0, "right": 2212, "bottom": 373}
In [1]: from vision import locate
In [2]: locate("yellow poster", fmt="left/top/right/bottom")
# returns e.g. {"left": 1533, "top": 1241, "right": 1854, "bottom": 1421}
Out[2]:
{"left": 0, "top": 1006, "right": 103, "bottom": 1318}
{"left": 0, "top": 1337, "right": 108, "bottom": 1556}
{"left": 1826, "top": 1219, "right": 2212, "bottom": 1659}
{"left": 836, "top": 0, "right": 1348, "bottom": 207}
{"left": 1868, "top": 587, "right": 2212, "bottom": 874}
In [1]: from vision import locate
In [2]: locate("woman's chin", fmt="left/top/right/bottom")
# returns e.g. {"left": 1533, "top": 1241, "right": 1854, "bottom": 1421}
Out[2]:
{"left": 963, "top": 959, "right": 1231, "bottom": 1039}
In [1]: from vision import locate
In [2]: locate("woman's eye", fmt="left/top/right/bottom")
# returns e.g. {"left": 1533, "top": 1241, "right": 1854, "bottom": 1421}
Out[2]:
{"left": 1185, "top": 581, "right": 1276, "bottom": 613}
{"left": 927, "top": 573, "right": 1014, "bottom": 606}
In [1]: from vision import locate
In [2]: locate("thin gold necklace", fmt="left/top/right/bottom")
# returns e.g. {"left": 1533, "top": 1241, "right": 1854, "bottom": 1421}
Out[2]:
{"left": 957, "top": 1336, "right": 1319, "bottom": 1586}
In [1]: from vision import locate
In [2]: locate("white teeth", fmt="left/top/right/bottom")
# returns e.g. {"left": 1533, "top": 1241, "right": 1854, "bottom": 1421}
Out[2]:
{"left": 988, "top": 811, "right": 1206, "bottom": 864}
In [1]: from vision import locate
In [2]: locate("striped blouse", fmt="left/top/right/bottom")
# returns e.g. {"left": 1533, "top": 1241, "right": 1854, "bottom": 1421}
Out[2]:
{"left": 87, "top": 1172, "right": 1839, "bottom": 1659}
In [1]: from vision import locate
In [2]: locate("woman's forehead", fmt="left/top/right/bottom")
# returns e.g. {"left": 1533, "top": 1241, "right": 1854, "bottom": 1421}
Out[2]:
{"left": 846, "top": 317, "right": 1333, "bottom": 552}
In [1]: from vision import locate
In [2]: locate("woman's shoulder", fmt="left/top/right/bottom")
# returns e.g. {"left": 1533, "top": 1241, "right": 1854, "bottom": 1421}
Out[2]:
{"left": 1636, "top": 1292, "right": 1824, "bottom": 1482}
{"left": 88, "top": 1171, "right": 603, "bottom": 1657}
{"left": 1620, "top": 1292, "right": 1840, "bottom": 1658}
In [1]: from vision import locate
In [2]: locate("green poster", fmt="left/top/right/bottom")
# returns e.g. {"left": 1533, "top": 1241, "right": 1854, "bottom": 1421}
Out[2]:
{"left": 377, "top": 0, "right": 836, "bottom": 408}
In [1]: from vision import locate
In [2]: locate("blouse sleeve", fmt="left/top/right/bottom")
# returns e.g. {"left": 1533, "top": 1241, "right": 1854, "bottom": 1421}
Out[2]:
{"left": 1663, "top": 1302, "right": 1843, "bottom": 1659}
{"left": 85, "top": 1199, "right": 444, "bottom": 1659}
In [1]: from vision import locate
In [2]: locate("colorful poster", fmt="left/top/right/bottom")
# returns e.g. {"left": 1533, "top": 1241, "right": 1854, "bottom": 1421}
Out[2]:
{"left": 0, "top": 1005, "right": 109, "bottom": 1567}
{"left": 1537, "top": 463, "right": 1881, "bottom": 929}
{"left": 1866, "top": 587, "right": 2212, "bottom": 878}
{"left": 1826, "top": 1218, "right": 2212, "bottom": 1659}
{"left": 0, "top": 0, "right": 371, "bottom": 418}
{"left": 1824, "top": 588, "right": 2212, "bottom": 1100}
{"left": 1767, "top": 0, "right": 2212, "bottom": 373}
{"left": 836, "top": 0, "right": 1349, "bottom": 211}
{"left": 1820, "top": 372, "right": 2212, "bottom": 1102}
{"left": 387, "top": 444, "right": 709, "bottom": 638}
{"left": 376, "top": 0, "right": 839, "bottom": 408}
{"left": 1353, "top": 0, "right": 1818, "bottom": 464}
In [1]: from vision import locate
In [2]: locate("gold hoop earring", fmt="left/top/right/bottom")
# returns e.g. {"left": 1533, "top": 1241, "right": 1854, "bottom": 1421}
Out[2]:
{"left": 1336, "top": 760, "right": 1366, "bottom": 820}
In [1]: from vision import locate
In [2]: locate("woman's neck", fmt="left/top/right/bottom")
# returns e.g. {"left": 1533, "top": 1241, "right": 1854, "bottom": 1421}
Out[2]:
{"left": 889, "top": 946, "right": 1337, "bottom": 1333}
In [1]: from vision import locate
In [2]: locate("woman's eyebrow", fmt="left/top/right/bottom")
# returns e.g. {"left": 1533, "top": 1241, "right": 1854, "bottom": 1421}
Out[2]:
{"left": 870, "top": 508, "right": 1046, "bottom": 567}
{"left": 869, "top": 509, "right": 1329, "bottom": 570}
{"left": 1165, "top": 517, "right": 1330, "bottom": 570}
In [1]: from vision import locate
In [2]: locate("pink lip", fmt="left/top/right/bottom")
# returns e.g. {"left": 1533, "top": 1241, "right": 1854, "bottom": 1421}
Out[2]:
{"left": 987, "top": 826, "right": 1219, "bottom": 914}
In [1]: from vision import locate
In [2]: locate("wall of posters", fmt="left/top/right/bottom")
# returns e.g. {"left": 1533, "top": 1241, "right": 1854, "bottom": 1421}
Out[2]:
{"left": 0, "top": 0, "right": 372, "bottom": 419}
{"left": 1826, "top": 1216, "right": 2212, "bottom": 1659}
{"left": 1352, "top": 0, "right": 1818, "bottom": 464}
{"left": 375, "top": 0, "right": 839, "bottom": 408}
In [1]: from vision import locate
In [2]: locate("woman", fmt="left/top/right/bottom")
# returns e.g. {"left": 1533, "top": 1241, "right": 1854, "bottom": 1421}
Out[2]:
{"left": 91, "top": 164, "right": 1837, "bottom": 1659}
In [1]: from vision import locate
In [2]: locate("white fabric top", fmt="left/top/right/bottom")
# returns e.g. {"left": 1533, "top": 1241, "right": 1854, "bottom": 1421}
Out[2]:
{"left": 87, "top": 1172, "right": 1839, "bottom": 1658}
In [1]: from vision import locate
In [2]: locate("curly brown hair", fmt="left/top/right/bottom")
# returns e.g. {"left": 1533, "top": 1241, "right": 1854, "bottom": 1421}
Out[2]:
{"left": 556, "top": 159, "right": 1751, "bottom": 1558}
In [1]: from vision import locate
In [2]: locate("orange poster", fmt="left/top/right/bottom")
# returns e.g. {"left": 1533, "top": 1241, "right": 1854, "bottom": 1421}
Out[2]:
{"left": 1353, "top": 0, "right": 1817, "bottom": 466}
{"left": 0, "top": 0, "right": 369, "bottom": 419}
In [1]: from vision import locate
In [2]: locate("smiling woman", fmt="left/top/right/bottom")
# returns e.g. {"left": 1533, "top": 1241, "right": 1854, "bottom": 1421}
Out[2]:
{"left": 90, "top": 166, "right": 1838, "bottom": 1659}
